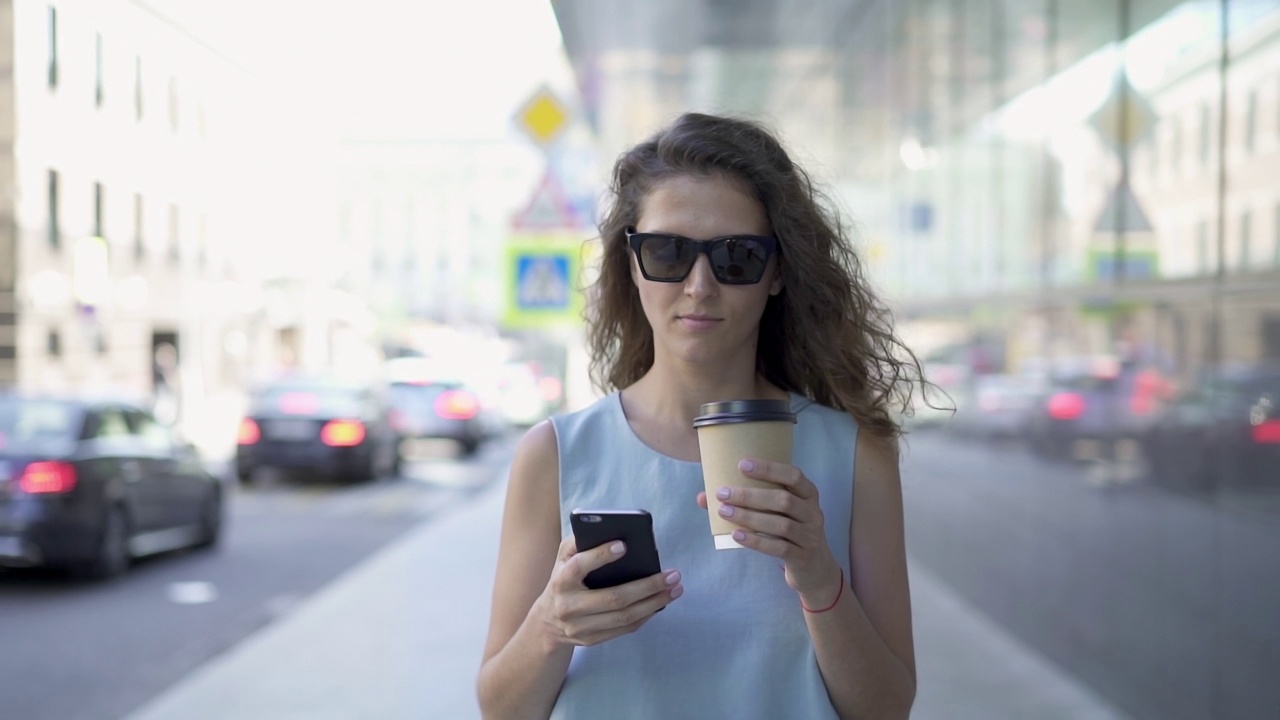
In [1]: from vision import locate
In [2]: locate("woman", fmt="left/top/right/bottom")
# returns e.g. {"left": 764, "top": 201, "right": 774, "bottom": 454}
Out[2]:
{"left": 478, "top": 113, "right": 921, "bottom": 720}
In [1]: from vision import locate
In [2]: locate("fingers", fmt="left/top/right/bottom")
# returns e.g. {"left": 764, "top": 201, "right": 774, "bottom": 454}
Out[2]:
{"left": 695, "top": 491, "right": 708, "bottom": 510}
{"left": 561, "top": 539, "right": 627, "bottom": 587}
{"left": 715, "top": 486, "right": 814, "bottom": 522}
{"left": 739, "top": 458, "right": 818, "bottom": 500}
{"left": 728, "top": 527, "right": 797, "bottom": 559}
{"left": 717, "top": 504, "right": 804, "bottom": 541}
{"left": 572, "top": 575, "right": 683, "bottom": 635}
{"left": 550, "top": 570, "right": 685, "bottom": 646}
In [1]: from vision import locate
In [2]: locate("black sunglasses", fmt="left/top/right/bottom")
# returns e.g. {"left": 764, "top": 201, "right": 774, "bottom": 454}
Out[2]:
{"left": 625, "top": 227, "right": 779, "bottom": 285}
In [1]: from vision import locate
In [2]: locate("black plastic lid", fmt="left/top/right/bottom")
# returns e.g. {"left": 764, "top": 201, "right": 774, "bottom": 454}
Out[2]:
{"left": 693, "top": 399, "right": 796, "bottom": 428}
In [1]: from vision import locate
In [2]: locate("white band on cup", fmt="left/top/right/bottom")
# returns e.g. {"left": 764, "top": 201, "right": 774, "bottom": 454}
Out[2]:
{"left": 714, "top": 534, "right": 745, "bottom": 550}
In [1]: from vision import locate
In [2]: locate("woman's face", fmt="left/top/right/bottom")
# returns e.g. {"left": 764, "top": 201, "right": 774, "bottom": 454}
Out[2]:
{"left": 631, "top": 174, "right": 783, "bottom": 369}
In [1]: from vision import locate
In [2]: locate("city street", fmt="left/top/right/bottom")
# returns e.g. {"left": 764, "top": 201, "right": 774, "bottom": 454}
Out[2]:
{"left": 0, "top": 435, "right": 517, "bottom": 720}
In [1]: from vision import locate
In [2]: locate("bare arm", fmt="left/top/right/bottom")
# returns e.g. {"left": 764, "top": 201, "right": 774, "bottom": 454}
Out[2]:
{"left": 476, "top": 422, "right": 570, "bottom": 719}
{"left": 803, "top": 432, "right": 916, "bottom": 719}
{"left": 476, "top": 421, "right": 684, "bottom": 720}
{"left": 705, "top": 431, "right": 915, "bottom": 719}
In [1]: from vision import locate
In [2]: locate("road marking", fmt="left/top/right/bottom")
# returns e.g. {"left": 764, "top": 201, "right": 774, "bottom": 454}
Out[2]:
{"left": 168, "top": 582, "right": 218, "bottom": 605}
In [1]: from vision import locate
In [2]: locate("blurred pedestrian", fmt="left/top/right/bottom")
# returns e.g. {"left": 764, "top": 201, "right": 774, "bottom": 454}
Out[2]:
{"left": 478, "top": 113, "right": 922, "bottom": 719}
{"left": 152, "top": 342, "right": 181, "bottom": 426}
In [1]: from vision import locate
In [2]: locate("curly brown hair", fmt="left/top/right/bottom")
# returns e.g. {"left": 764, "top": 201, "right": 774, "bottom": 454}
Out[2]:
{"left": 587, "top": 113, "right": 927, "bottom": 439}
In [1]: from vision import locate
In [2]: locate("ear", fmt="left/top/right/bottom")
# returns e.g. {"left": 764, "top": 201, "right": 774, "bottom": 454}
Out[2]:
{"left": 768, "top": 265, "right": 784, "bottom": 296}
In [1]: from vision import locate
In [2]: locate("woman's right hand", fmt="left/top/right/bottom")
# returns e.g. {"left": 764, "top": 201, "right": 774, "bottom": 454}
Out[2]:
{"left": 535, "top": 536, "right": 683, "bottom": 648}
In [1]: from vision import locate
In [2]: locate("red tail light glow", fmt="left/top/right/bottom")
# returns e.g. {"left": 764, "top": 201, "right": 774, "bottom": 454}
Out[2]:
{"left": 1252, "top": 419, "right": 1280, "bottom": 444}
{"left": 1047, "top": 392, "right": 1086, "bottom": 421}
{"left": 237, "top": 418, "right": 262, "bottom": 445}
{"left": 321, "top": 420, "right": 366, "bottom": 447}
{"left": 19, "top": 461, "right": 78, "bottom": 494}
{"left": 436, "top": 390, "right": 479, "bottom": 420}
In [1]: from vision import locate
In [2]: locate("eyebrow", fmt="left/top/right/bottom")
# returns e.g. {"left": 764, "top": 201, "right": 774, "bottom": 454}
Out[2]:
{"left": 632, "top": 228, "right": 774, "bottom": 239}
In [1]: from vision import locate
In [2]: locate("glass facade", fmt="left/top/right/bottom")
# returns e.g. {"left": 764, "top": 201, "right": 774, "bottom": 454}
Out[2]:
{"left": 554, "top": 1, "right": 1280, "bottom": 717}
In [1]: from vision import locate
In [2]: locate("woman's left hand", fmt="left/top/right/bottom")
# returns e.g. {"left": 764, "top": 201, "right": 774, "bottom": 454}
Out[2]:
{"left": 696, "top": 458, "right": 842, "bottom": 604}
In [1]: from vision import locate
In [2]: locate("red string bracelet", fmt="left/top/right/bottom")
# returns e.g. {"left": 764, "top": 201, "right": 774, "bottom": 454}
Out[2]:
{"left": 801, "top": 567, "right": 844, "bottom": 613}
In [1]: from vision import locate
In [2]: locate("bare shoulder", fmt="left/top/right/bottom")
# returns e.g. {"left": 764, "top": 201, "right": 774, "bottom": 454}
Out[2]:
{"left": 511, "top": 419, "right": 560, "bottom": 482}
{"left": 854, "top": 430, "right": 901, "bottom": 485}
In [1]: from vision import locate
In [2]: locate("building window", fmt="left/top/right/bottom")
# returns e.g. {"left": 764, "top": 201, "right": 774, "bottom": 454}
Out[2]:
{"left": 134, "top": 193, "right": 145, "bottom": 261}
{"left": 135, "top": 56, "right": 143, "bottom": 120}
{"left": 168, "top": 77, "right": 179, "bottom": 132}
{"left": 1196, "top": 220, "right": 1210, "bottom": 274}
{"left": 47, "top": 6, "right": 58, "bottom": 89}
{"left": 47, "top": 170, "right": 60, "bottom": 249}
{"left": 1199, "top": 103, "right": 1212, "bottom": 168}
{"left": 1244, "top": 90, "right": 1257, "bottom": 154}
{"left": 168, "top": 204, "right": 179, "bottom": 264}
{"left": 1239, "top": 211, "right": 1252, "bottom": 270}
{"left": 95, "top": 33, "right": 104, "bottom": 107}
{"left": 93, "top": 182, "right": 104, "bottom": 239}
{"left": 47, "top": 329, "right": 61, "bottom": 358}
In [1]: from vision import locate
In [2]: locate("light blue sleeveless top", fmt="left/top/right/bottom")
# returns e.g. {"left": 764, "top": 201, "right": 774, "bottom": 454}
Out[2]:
{"left": 548, "top": 391, "right": 858, "bottom": 720}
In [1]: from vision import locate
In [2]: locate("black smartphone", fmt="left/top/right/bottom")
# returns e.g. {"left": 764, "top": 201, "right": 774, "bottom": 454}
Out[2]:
{"left": 570, "top": 509, "right": 662, "bottom": 590}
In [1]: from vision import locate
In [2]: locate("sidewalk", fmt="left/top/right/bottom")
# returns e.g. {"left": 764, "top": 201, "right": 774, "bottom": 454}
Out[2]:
{"left": 126, "top": 474, "right": 1129, "bottom": 720}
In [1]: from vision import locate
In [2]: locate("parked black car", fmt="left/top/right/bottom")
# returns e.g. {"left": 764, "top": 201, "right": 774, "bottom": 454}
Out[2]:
{"left": 0, "top": 392, "right": 223, "bottom": 578}
{"left": 235, "top": 377, "right": 400, "bottom": 484}
{"left": 1140, "top": 364, "right": 1280, "bottom": 491}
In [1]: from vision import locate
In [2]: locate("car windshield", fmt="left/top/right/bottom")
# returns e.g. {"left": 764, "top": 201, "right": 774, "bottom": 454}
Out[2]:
{"left": 0, "top": 397, "right": 81, "bottom": 455}
{"left": 251, "top": 385, "right": 365, "bottom": 417}
{"left": 388, "top": 382, "right": 454, "bottom": 412}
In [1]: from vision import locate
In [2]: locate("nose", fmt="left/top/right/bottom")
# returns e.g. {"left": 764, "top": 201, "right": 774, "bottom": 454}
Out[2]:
{"left": 683, "top": 254, "right": 719, "bottom": 300}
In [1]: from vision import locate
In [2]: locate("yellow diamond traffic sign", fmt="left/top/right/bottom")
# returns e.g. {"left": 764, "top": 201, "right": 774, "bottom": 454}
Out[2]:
{"left": 516, "top": 87, "right": 569, "bottom": 148}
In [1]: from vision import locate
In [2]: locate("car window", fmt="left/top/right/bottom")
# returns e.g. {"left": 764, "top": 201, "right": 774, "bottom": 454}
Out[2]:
{"left": 252, "top": 385, "right": 365, "bottom": 417}
{"left": 126, "top": 410, "right": 174, "bottom": 453}
{"left": 87, "top": 408, "right": 131, "bottom": 440}
{"left": 0, "top": 397, "right": 81, "bottom": 454}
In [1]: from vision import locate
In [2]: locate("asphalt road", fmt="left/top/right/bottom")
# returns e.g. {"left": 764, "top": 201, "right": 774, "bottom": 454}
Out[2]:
{"left": 0, "top": 435, "right": 518, "bottom": 720}
{"left": 901, "top": 429, "right": 1280, "bottom": 720}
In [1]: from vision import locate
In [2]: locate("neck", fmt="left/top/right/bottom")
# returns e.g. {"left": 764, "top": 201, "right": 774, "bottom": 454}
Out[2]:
{"left": 629, "top": 351, "right": 785, "bottom": 429}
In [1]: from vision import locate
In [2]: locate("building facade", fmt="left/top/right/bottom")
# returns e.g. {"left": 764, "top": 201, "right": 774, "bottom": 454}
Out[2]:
{"left": 2, "top": 0, "right": 325, "bottom": 435}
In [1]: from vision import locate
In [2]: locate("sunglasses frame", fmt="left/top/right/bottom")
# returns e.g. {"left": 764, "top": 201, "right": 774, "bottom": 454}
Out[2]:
{"left": 624, "top": 227, "right": 779, "bottom": 285}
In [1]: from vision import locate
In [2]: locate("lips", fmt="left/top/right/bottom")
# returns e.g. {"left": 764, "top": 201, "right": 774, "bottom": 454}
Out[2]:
{"left": 677, "top": 314, "right": 722, "bottom": 331}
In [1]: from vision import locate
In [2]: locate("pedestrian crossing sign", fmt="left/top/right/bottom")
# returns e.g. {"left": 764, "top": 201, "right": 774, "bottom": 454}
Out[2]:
{"left": 504, "top": 237, "right": 585, "bottom": 329}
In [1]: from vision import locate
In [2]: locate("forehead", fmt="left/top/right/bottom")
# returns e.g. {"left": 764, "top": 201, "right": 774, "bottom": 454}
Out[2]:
{"left": 637, "top": 174, "right": 770, "bottom": 238}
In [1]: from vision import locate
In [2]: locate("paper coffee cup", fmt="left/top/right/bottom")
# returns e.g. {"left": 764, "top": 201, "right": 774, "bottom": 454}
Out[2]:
{"left": 694, "top": 399, "right": 796, "bottom": 550}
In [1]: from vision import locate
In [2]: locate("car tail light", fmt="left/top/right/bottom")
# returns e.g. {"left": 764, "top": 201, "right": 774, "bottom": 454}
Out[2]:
{"left": 1047, "top": 392, "right": 1086, "bottom": 421}
{"left": 321, "top": 420, "right": 366, "bottom": 447}
{"left": 436, "top": 390, "right": 479, "bottom": 420}
{"left": 1252, "top": 419, "right": 1280, "bottom": 444}
{"left": 237, "top": 418, "right": 262, "bottom": 445}
{"left": 19, "top": 461, "right": 78, "bottom": 494}
{"left": 538, "top": 376, "right": 563, "bottom": 402}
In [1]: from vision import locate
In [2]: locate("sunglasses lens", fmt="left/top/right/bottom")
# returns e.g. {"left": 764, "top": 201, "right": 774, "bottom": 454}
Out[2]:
{"left": 639, "top": 236, "right": 696, "bottom": 280}
{"left": 710, "top": 238, "right": 770, "bottom": 283}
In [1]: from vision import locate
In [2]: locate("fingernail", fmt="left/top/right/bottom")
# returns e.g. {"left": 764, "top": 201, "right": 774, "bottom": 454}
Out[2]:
{"left": 670, "top": 585, "right": 684, "bottom": 600}
{"left": 733, "top": 530, "right": 747, "bottom": 542}
{"left": 610, "top": 542, "right": 626, "bottom": 555}
{"left": 665, "top": 571, "right": 681, "bottom": 585}
{"left": 716, "top": 487, "right": 731, "bottom": 500}
{"left": 739, "top": 459, "right": 755, "bottom": 472}
{"left": 718, "top": 504, "right": 735, "bottom": 517}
